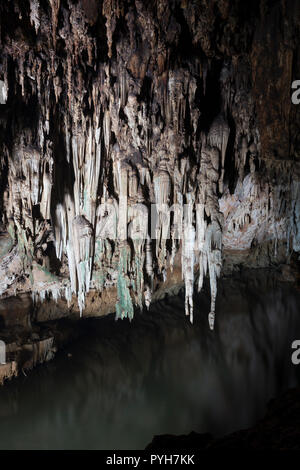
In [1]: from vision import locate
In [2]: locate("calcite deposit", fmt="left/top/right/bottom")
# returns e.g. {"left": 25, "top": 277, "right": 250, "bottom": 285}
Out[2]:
{"left": 0, "top": 0, "right": 299, "bottom": 330}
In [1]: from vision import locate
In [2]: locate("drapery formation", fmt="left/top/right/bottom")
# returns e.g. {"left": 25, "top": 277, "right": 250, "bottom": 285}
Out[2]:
{"left": 0, "top": 0, "right": 299, "bottom": 328}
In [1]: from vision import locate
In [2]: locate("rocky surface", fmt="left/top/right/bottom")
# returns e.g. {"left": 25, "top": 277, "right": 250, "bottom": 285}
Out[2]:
{"left": 0, "top": 317, "right": 86, "bottom": 384}
{"left": 0, "top": 0, "right": 299, "bottom": 331}
{"left": 146, "top": 387, "right": 300, "bottom": 450}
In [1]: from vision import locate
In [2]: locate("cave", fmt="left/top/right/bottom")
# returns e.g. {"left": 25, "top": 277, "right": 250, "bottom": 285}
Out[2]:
{"left": 0, "top": 0, "right": 300, "bottom": 452}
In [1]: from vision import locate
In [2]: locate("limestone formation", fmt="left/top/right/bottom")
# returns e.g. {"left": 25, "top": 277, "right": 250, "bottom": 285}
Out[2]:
{"left": 0, "top": 0, "right": 299, "bottom": 329}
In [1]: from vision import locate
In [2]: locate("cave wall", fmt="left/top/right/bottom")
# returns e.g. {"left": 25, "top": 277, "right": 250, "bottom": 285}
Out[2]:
{"left": 0, "top": 0, "right": 299, "bottom": 328}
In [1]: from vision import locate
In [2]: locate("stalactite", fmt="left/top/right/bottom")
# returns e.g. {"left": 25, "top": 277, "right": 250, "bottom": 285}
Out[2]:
{"left": 116, "top": 243, "right": 134, "bottom": 320}
{"left": 0, "top": 0, "right": 298, "bottom": 329}
{"left": 182, "top": 194, "right": 195, "bottom": 323}
{"left": 0, "top": 80, "right": 7, "bottom": 104}
{"left": 154, "top": 162, "right": 171, "bottom": 273}
{"left": 29, "top": 0, "right": 40, "bottom": 34}
{"left": 207, "top": 115, "right": 230, "bottom": 194}
{"left": 195, "top": 139, "right": 224, "bottom": 329}
{"left": 49, "top": 0, "right": 60, "bottom": 49}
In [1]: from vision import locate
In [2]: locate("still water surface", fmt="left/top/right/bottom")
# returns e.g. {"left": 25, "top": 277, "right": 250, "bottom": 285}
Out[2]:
{"left": 0, "top": 276, "right": 299, "bottom": 449}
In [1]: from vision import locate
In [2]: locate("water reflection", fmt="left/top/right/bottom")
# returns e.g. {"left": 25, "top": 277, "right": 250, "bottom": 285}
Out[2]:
{"left": 0, "top": 273, "right": 299, "bottom": 449}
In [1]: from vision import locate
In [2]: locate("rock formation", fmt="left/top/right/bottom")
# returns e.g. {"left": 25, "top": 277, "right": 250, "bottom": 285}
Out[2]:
{"left": 0, "top": 0, "right": 299, "bottom": 329}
